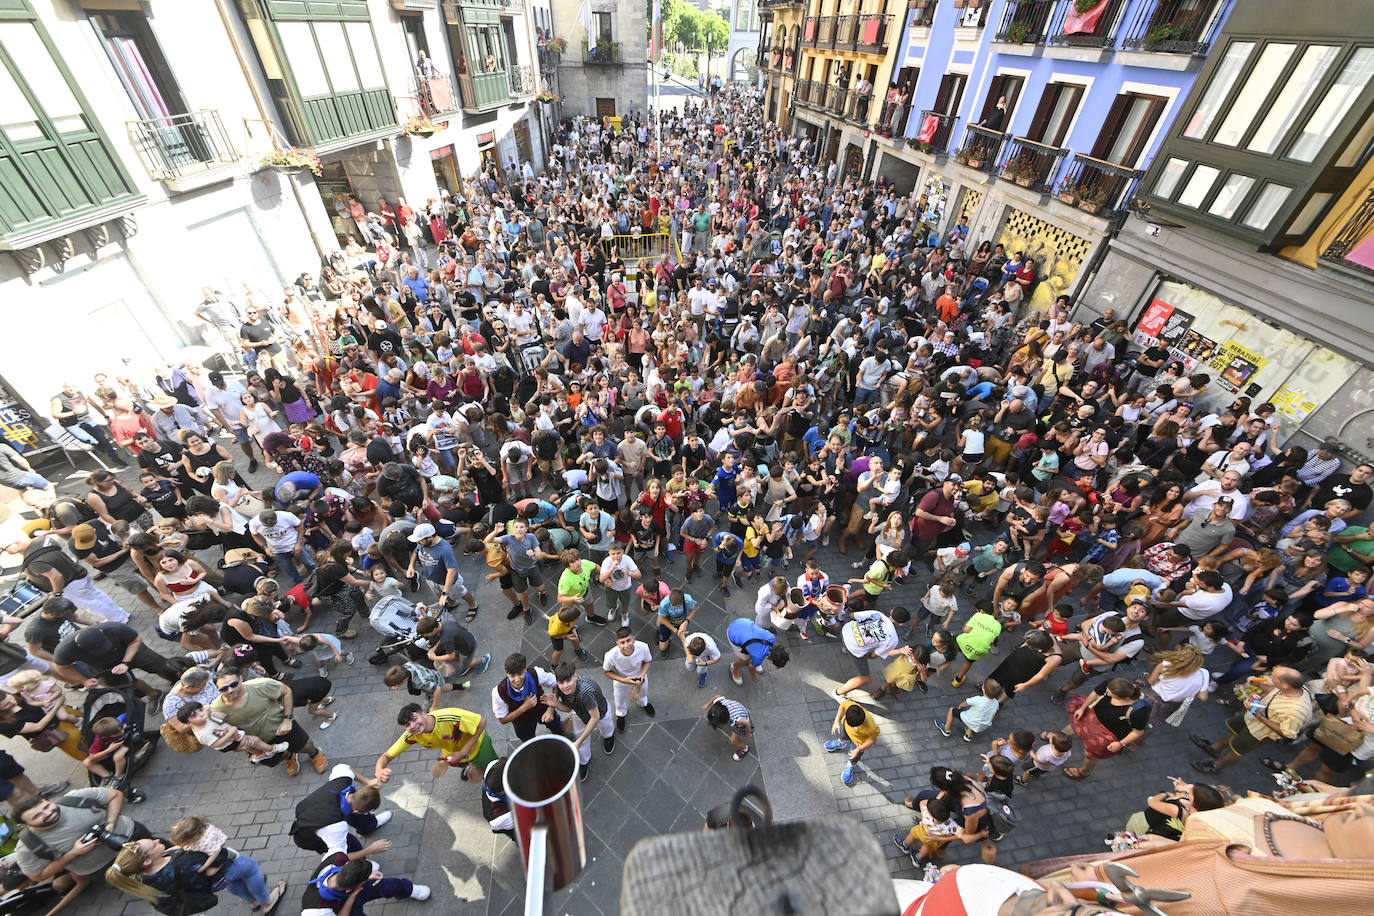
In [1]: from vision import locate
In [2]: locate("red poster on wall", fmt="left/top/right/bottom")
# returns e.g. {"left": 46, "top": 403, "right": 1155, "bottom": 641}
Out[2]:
{"left": 1136, "top": 298, "right": 1175, "bottom": 337}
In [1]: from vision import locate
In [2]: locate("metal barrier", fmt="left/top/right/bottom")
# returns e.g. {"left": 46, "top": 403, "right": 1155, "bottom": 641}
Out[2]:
{"left": 601, "top": 232, "right": 673, "bottom": 262}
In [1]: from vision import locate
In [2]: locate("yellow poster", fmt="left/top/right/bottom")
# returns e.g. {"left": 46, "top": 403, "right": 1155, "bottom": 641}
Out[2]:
{"left": 1271, "top": 384, "right": 1319, "bottom": 422}
{"left": 1208, "top": 339, "right": 1268, "bottom": 392}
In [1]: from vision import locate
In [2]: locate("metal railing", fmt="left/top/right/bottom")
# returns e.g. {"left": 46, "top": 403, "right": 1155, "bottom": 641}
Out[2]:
{"left": 795, "top": 78, "right": 815, "bottom": 106}
{"left": 128, "top": 110, "right": 238, "bottom": 181}
{"left": 417, "top": 73, "right": 460, "bottom": 115}
{"left": 583, "top": 40, "right": 622, "bottom": 63}
{"left": 1056, "top": 152, "right": 1143, "bottom": 213}
{"left": 998, "top": 136, "right": 1068, "bottom": 193}
{"left": 910, "top": 2, "right": 936, "bottom": 28}
{"left": 600, "top": 231, "right": 672, "bottom": 262}
{"left": 995, "top": 0, "right": 1055, "bottom": 44}
{"left": 1320, "top": 190, "right": 1374, "bottom": 273}
{"left": 816, "top": 15, "right": 836, "bottom": 46}
{"left": 914, "top": 109, "right": 956, "bottom": 152}
{"left": 957, "top": 124, "right": 1007, "bottom": 173}
{"left": 844, "top": 89, "right": 873, "bottom": 124}
{"left": 826, "top": 83, "right": 847, "bottom": 116}
{"left": 1120, "top": 0, "right": 1227, "bottom": 55}
{"left": 508, "top": 64, "right": 535, "bottom": 96}
{"left": 856, "top": 13, "right": 891, "bottom": 52}
{"left": 954, "top": 2, "right": 990, "bottom": 28}
{"left": 1045, "top": 0, "right": 1128, "bottom": 48}
{"left": 833, "top": 14, "right": 858, "bottom": 48}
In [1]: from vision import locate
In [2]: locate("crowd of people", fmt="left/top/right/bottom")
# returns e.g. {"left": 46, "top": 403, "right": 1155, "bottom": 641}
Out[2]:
{"left": 2, "top": 82, "right": 1373, "bottom": 914}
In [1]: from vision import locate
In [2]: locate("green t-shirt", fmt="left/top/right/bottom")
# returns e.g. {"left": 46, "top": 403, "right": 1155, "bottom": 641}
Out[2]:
{"left": 862, "top": 559, "right": 892, "bottom": 596}
{"left": 558, "top": 560, "right": 598, "bottom": 599}
{"left": 956, "top": 612, "right": 1002, "bottom": 660}
{"left": 1329, "top": 526, "right": 1373, "bottom": 574}
{"left": 211, "top": 677, "right": 286, "bottom": 742}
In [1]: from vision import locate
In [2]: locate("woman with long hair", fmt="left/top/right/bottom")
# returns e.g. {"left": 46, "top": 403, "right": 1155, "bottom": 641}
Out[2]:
{"left": 1062, "top": 677, "right": 1152, "bottom": 779}
{"left": 1141, "top": 644, "right": 1211, "bottom": 727}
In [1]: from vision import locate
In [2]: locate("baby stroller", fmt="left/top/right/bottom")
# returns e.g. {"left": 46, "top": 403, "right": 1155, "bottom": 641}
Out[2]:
{"left": 77, "top": 676, "right": 159, "bottom": 802}
{"left": 367, "top": 595, "right": 436, "bottom": 667}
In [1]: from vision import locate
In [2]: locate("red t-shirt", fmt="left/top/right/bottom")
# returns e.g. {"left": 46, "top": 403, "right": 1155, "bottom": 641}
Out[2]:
{"left": 913, "top": 490, "right": 954, "bottom": 542}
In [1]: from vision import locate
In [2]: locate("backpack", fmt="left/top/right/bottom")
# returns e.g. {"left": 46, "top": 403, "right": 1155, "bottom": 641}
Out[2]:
{"left": 984, "top": 790, "right": 1017, "bottom": 837}
{"left": 44, "top": 497, "right": 96, "bottom": 527}
{"left": 18, "top": 795, "right": 108, "bottom": 860}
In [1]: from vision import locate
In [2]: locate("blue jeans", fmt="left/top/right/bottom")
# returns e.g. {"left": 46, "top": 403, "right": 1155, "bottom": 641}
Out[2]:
{"left": 272, "top": 547, "right": 316, "bottom": 584}
{"left": 854, "top": 387, "right": 880, "bottom": 407}
{"left": 215, "top": 852, "right": 270, "bottom": 906}
{"left": 347, "top": 877, "right": 415, "bottom": 916}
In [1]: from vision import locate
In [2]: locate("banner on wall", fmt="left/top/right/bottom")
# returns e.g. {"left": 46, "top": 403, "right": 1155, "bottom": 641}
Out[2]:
{"left": 1170, "top": 329, "right": 1217, "bottom": 372}
{"left": 1133, "top": 299, "right": 1194, "bottom": 348}
{"left": 1209, "top": 340, "right": 1268, "bottom": 392}
{"left": 1271, "top": 385, "right": 1320, "bottom": 422}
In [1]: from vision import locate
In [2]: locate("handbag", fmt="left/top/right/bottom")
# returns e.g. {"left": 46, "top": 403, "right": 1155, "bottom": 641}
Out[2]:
{"left": 27, "top": 728, "right": 66, "bottom": 753}
{"left": 1313, "top": 714, "right": 1362, "bottom": 756}
{"left": 234, "top": 492, "right": 267, "bottom": 517}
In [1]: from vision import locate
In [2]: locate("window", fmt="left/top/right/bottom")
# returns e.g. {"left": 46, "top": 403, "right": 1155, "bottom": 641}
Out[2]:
{"left": 1093, "top": 92, "right": 1167, "bottom": 167}
{"left": 978, "top": 74, "right": 1023, "bottom": 129}
{"left": 1206, "top": 173, "right": 1255, "bottom": 219}
{"left": 1241, "top": 182, "right": 1291, "bottom": 230}
{"left": 1026, "top": 82, "right": 1084, "bottom": 147}
{"left": 1152, "top": 157, "right": 1189, "bottom": 197}
{"left": 1, "top": 21, "right": 85, "bottom": 134}
{"left": 1177, "top": 165, "right": 1219, "bottom": 208}
{"left": 1182, "top": 41, "right": 1252, "bottom": 139}
{"left": 1212, "top": 43, "right": 1295, "bottom": 147}
{"left": 736, "top": 0, "right": 755, "bottom": 32}
{"left": 277, "top": 22, "right": 331, "bottom": 95}
{"left": 1290, "top": 47, "right": 1374, "bottom": 162}
{"left": 595, "top": 11, "right": 613, "bottom": 44}
{"left": 315, "top": 22, "right": 359, "bottom": 92}
{"left": 933, "top": 73, "right": 966, "bottom": 117}
{"left": 89, "top": 11, "right": 188, "bottom": 121}
{"left": 1247, "top": 45, "right": 1340, "bottom": 155}
{"left": 400, "top": 13, "right": 429, "bottom": 70}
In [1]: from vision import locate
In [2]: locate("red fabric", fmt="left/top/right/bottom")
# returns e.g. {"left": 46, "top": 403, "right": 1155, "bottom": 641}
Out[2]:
{"left": 1066, "top": 694, "right": 1122, "bottom": 758}
{"left": 1063, "top": 0, "right": 1108, "bottom": 35}
{"left": 861, "top": 18, "right": 881, "bottom": 43}
{"left": 917, "top": 114, "right": 939, "bottom": 144}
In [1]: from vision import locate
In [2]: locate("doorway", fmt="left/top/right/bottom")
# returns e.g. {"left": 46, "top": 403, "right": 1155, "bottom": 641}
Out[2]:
{"left": 596, "top": 97, "right": 617, "bottom": 118}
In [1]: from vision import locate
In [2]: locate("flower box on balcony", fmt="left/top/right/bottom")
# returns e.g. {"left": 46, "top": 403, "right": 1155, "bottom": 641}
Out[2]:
{"left": 1015, "top": 175, "right": 1036, "bottom": 188}
{"left": 967, "top": 156, "right": 984, "bottom": 169}
{"left": 256, "top": 147, "right": 322, "bottom": 177}
{"left": 1056, "top": 191, "right": 1078, "bottom": 206}
{"left": 1077, "top": 200, "right": 1103, "bottom": 215}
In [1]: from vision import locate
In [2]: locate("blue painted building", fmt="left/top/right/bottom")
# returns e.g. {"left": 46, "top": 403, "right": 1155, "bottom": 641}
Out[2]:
{"left": 869, "top": 0, "right": 1232, "bottom": 311}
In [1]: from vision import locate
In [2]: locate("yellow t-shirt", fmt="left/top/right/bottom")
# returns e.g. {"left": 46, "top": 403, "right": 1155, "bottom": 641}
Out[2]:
{"left": 643, "top": 288, "right": 658, "bottom": 314}
{"left": 840, "top": 700, "right": 880, "bottom": 745}
{"left": 548, "top": 613, "right": 576, "bottom": 638}
{"left": 385, "top": 707, "right": 481, "bottom": 760}
{"left": 742, "top": 525, "right": 763, "bottom": 558}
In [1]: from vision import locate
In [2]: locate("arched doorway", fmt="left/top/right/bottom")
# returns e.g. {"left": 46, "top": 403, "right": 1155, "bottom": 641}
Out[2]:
{"left": 730, "top": 48, "right": 757, "bottom": 84}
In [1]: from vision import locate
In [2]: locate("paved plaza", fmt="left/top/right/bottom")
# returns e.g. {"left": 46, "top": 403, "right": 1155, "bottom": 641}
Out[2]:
{"left": 0, "top": 463, "right": 1281, "bottom": 916}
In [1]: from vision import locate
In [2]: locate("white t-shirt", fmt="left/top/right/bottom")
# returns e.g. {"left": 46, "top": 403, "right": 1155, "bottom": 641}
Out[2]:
{"left": 600, "top": 555, "right": 639, "bottom": 592}
{"left": 841, "top": 610, "right": 900, "bottom": 659}
{"left": 683, "top": 632, "right": 720, "bottom": 668}
{"left": 1179, "top": 585, "right": 1233, "bottom": 621}
{"left": 249, "top": 512, "right": 300, "bottom": 551}
{"left": 1152, "top": 662, "right": 1211, "bottom": 703}
{"left": 603, "top": 641, "right": 652, "bottom": 679}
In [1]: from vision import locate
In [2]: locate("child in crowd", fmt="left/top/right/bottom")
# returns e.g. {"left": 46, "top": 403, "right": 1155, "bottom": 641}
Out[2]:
{"left": 951, "top": 600, "right": 1005, "bottom": 687}
{"left": 367, "top": 564, "right": 404, "bottom": 602}
{"left": 913, "top": 578, "right": 960, "bottom": 636}
{"left": 296, "top": 632, "right": 355, "bottom": 677}
{"left": 704, "top": 695, "right": 753, "bottom": 761}
{"left": 935, "top": 677, "right": 1004, "bottom": 741}
{"left": 825, "top": 700, "right": 880, "bottom": 786}
{"left": 383, "top": 660, "right": 470, "bottom": 703}
{"left": 983, "top": 754, "right": 1017, "bottom": 797}
{"left": 684, "top": 633, "right": 722, "bottom": 688}
{"left": 893, "top": 796, "right": 962, "bottom": 867}
{"left": 1035, "top": 602, "right": 1073, "bottom": 638}
{"left": 82, "top": 717, "right": 128, "bottom": 780}
{"left": 547, "top": 604, "right": 591, "bottom": 666}
{"left": 636, "top": 574, "right": 671, "bottom": 619}
{"left": 1020, "top": 731, "right": 1075, "bottom": 784}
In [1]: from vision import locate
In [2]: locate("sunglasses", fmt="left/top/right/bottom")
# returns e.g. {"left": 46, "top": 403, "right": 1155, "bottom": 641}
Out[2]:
{"left": 217, "top": 680, "right": 242, "bottom": 692}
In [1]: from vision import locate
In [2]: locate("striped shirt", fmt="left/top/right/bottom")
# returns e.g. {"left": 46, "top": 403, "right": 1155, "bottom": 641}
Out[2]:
{"left": 716, "top": 698, "right": 750, "bottom": 726}
{"left": 1297, "top": 454, "right": 1341, "bottom": 487}
{"left": 556, "top": 675, "right": 608, "bottom": 723}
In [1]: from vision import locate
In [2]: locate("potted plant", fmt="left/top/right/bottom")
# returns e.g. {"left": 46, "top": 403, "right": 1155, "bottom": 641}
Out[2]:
{"left": 1004, "top": 21, "right": 1035, "bottom": 43}
{"left": 1076, "top": 184, "right": 1108, "bottom": 214}
{"left": 1143, "top": 20, "right": 1189, "bottom": 47}
{"left": 953, "top": 147, "right": 969, "bottom": 164}
{"left": 403, "top": 115, "right": 441, "bottom": 137}
{"left": 1054, "top": 180, "right": 1078, "bottom": 206}
{"left": 1074, "top": 0, "right": 1105, "bottom": 11}
{"left": 952, "top": 0, "right": 966, "bottom": 8}
{"left": 966, "top": 149, "right": 985, "bottom": 169}
{"left": 535, "top": 90, "right": 561, "bottom": 104}
{"left": 545, "top": 37, "right": 567, "bottom": 53}
{"left": 257, "top": 147, "right": 321, "bottom": 177}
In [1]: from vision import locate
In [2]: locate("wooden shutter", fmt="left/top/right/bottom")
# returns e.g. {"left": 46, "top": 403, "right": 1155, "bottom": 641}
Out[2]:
{"left": 1027, "top": 83, "right": 1058, "bottom": 143}
{"left": 1091, "top": 92, "right": 1133, "bottom": 160}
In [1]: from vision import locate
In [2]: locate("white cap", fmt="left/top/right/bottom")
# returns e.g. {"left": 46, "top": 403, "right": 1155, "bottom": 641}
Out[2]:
{"left": 407, "top": 523, "right": 437, "bottom": 542}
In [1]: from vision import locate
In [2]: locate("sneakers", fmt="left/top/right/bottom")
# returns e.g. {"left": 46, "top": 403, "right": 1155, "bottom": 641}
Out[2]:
{"left": 841, "top": 762, "right": 855, "bottom": 785}
{"left": 799, "top": 627, "right": 809, "bottom": 640}
{"left": 317, "top": 665, "right": 330, "bottom": 679}
{"left": 951, "top": 675, "right": 965, "bottom": 688}
{"left": 616, "top": 715, "right": 627, "bottom": 733}
{"left": 643, "top": 703, "right": 656, "bottom": 717}
{"left": 506, "top": 605, "right": 524, "bottom": 620}
{"left": 574, "top": 647, "right": 591, "bottom": 662}
{"left": 1189, "top": 734, "right": 1219, "bottom": 758}
{"left": 915, "top": 679, "right": 928, "bottom": 694}
{"left": 621, "top": 614, "right": 631, "bottom": 628}
{"left": 538, "top": 590, "right": 549, "bottom": 608}
{"left": 1190, "top": 759, "right": 1219, "bottom": 774}
{"left": 284, "top": 757, "right": 300, "bottom": 777}
{"left": 248, "top": 458, "right": 260, "bottom": 474}
{"left": 863, "top": 511, "right": 876, "bottom": 520}
{"left": 822, "top": 534, "right": 831, "bottom": 547}
{"left": 344, "top": 651, "right": 355, "bottom": 666}
{"left": 373, "top": 810, "right": 393, "bottom": 828}
{"left": 824, "top": 739, "right": 848, "bottom": 752}
{"left": 722, "top": 584, "right": 732, "bottom": 597}
{"left": 731, "top": 668, "right": 744, "bottom": 686}
{"left": 892, "top": 834, "right": 913, "bottom": 854}
{"left": 579, "top": 762, "right": 590, "bottom": 782}
{"left": 659, "top": 647, "right": 670, "bottom": 660}
{"left": 472, "top": 654, "right": 492, "bottom": 675}
{"left": 587, "top": 615, "right": 609, "bottom": 627}
{"left": 1049, "top": 691, "right": 1065, "bottom": 706}
{"left": 962, "top": 729, "right": 974, "bottom": 742}
{"left": 251, "top": 741, "right": 289, "bottom": 764}
{"left": 409, "top": 885, "right": 432, "bottom": 902}
{"left": 832, "top": 688, "right": 847, "bottom": 699}
{"left": 733, "top": 745, "right": 749, "bottom": 761}
{"left": 37, "top": 781, "right": 69, "bottom": 799}
{"left": 603, "top": 735, "right": 615, "bottom": 755}
{"left": 697, "top": 671, "right": 708, "bottom": 688}
{"left": 453, "top": 680, "right": 472, "bottom": 690}
{"left": 933, "top": 720, "right": 951, "bottom": 737}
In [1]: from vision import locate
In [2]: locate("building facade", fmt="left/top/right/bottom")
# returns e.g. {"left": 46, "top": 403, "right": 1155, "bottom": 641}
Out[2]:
{"left": 0, "top": 0, "right": 549, "bottom": 420}
{"left": 727, "top": 0, "right": 761, "bottom": 83}
{"left": 551, "top": 0, "right": 649, "bottom": 119}
{"left": 1078, "top": 0, "right": 1374, "bottom": 456}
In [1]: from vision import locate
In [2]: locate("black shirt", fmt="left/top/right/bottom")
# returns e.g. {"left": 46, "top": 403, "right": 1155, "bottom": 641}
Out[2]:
{"left": 1312, "top": 474, "right": 1372, "bottom": 514}
{"left": 222, "top": 559, "right": 271, "bottom": 597}
{"left": 1090, "top": 679, "right": 1151, "bottom": 739}
{"left": 0, "top": 701, "right": 47, "bottom": 739}
{"left": 23, "top": 536, "right": 86, "bottom": 590}
{"left": 138, "top": 441, "right": 187, "bottom": 480}
{"left": 377, "top": 466, "right": 425, "bottom": 510}
{"left": 52, "top": 622, "right": 139, "bottom": 670}
{"left": 70, "top": 520, "right": 128, "bottom": 572}
{"left": 240, "top": 320, "right": 281, "bottom": 355}
{"left": 25, "top": 614, "right": 79, "bottom": 655}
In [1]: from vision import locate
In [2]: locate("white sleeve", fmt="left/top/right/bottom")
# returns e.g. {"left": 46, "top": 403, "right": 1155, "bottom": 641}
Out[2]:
{"left": 491, "top": 686, "right": 511, "bottom": 719}
{"left": 317, "top": 821, "right": 351, "bottom": 857}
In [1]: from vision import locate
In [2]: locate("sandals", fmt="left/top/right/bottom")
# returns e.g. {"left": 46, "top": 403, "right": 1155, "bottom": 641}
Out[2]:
{"left": 1261, "top": 757, "right": 1288, "bottom": 772}
{"left": 903, "top": 796, "right": 916, "bottom": 810}
{"left": 464, "top": 605, "right": 480, "bottom": 622}
{"left": 317, "top": 695, "right": 335, "bottom": 708}
{"left": 261, "top": 880, "right": 287, "bottom": 915}
{"left": 339, "top": 630, "right": 358, "bottom": 640}
{"left": 1064, "top": 767, "right": 1090, "bottom": 780}
{"left": 318, "top": 712, "right": 338, "bottom": 729}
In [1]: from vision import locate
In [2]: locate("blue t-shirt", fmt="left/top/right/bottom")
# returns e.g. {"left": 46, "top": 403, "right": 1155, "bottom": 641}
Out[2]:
{"left": 967, "top": 381, "right": 995, "bottom": 401}
{"left": 712, "top": 467, "right": 738, "bottom": 505}
{"left": 416, "top": 537, "right": 458, "bottom": 585}
{"left": 275, "top": 471, "right": 320, "bottom": 505}
{"left": 1316, "top": 577, "right": 1368, "bottom": 608}
{"left": 727, "top": 618, "right": 776, "bottom": 665}
{"left": 1101, "top": 568, "right": 1164, "bottom": 595}
{"left": 517, "top": 499, "right": 559, "bottom": 526}
{"left": 714, "top": 532, "right": 742, "bottom": 563}
{"left": 657, "top": 594, "right": 697, "bottom": 622}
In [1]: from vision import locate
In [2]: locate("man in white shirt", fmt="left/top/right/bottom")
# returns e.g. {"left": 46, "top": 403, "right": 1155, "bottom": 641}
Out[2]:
{"left": 1153, "top": 570, "right": 1233, "bottom": 650}
{"left": 204, "top": 371, "right": 258, "bottom": 472}
{"left": 1196, "top": 442, "right": 1254, "bottom": 485}
{"left": 249, "top": 509, "right": 314, "bottom": 583}
{"left": 1183, "top": 471, "right": 1250, "bottom": 520}
{"left": 602, "top": 627, "right": 655, "bottom": 731}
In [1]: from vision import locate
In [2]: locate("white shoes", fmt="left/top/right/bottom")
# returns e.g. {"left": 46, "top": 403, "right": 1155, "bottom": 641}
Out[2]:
{"left": 409, "top": 884, "right": 432, "bottom": 901}
{"left": 374, "top": 810, "right": 393, "bottom": 829}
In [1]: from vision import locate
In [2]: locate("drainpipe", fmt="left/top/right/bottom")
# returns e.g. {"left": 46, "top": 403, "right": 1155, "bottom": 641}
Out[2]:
{"left": 212, "top": 0, "right": 335, "bottom": 261}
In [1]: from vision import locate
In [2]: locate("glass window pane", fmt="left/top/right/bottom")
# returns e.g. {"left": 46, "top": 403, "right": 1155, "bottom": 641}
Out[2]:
{"left": 1183, "top": 41, "right": 1254, "bottom": 139}
{"left": 277, "top": 22, "right": 330, "bottom": 96}
{"left": 315, "top": 22, "right": 358, "bottom": 92}
{"left": 346, "top": 22, "right": 385, "bottom": 89}
{"left": 1291, "top": 47, "right": 1374, "bottom": 163}
{"left": 1248, "top": 45, "right": 1339, "bottom": 154}
{"left": 1152, "top": 157, "right": 1189, "bottom": 198}
{"left": 1207, "top": 174, "right": 1255, "bottom": 219}
{"left": 0, "top": 23, "right": 82, "bottom": 120}
{"left": 1177, "top": 165, "right": 1220, "bottom": 209}
{"left": 1284, "top": 192, "right": 1332, "bottom": 236}
{"left": 1214, "top": 43, "right": 1296, "bottom": 147}
{"left": 1241, "top": 182, "right": 1292, "bottom": 230}
{"left": 0, "top": 59, "right": 39, "bottom": 136}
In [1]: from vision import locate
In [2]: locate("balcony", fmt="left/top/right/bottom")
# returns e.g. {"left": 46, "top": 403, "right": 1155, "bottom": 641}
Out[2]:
{"left": 1320, "top": 190, "right": 1374, "bottom": 277}
{"left": 1055, "top": 152, "right": 1142, "bottom": 215}
{"left": 508, "top": 64, "right": 535, "bottom": 97}
{"left": 794, "top": 78, "right": 816, "bottom": 107}
{"left": 856, "top": 14, "right": 891, "bottom": 53}
{"left": 833, "top": 14, "right": 857, "bottom": 49}
{"left": 994, "top": 0, "right": 1055, "bottom": 45}
{"left": 802, "top": 16, "right": 818, "bottom": 47}
{"left": 843, "top": 89, "right": 873, "bottom": 124}
{"left": 815, "top": 15, "right": 836, "bottom": 46}
{"left": 417, "top": 74, "right": 460, "bottom": 117}
{"left": 583, "top": 40, "right": 622, "bottom": 64}
{"left": 300, "top": 88, "right": 397, "bottom": 151}
{"left": 826, "top": 84, "right": 847, "bottom": 117}
{"left": 1045, "top": 0, "right": 1128, "bottom": 49}
{"left": 910, "top": 2, "right": 936, "bottom": 28}
{"left": 997, "top": 136, "right": 1068, "bottom": 194}
{"left": 128, "top": 110, "right": 239, "bottom": 190}
{"left": 955, "top": 124, "right": 1007, "bottom": 173}
{"left": 459, "top": 70, "right": 512, "bottom": 112}
{"left": 1120, "top": 0, "right": 1226, "bottom": 55}
{"left": 913, "top": 109, "right": 956, "bottom": 153}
